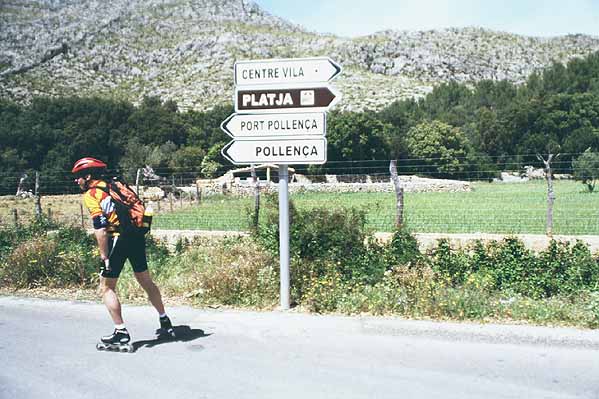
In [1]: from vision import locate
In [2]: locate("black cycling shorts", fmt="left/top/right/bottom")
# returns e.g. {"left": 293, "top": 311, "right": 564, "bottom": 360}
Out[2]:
{"left": 100, "top": 233, "right": 148, "bottom": 278}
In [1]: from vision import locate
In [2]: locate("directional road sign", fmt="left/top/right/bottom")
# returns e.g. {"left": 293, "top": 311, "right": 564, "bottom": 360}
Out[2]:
{"left": 221, "top": 112, "right": 326, "bottom": 138}
{"left": 235, "top": 85, "right": 340, "bottom": 114}
{"left": 222, "top": 137, "right": 327, "bottom": 165}
{"left": 235, "top": 57, "right": 341, "bottom": 86}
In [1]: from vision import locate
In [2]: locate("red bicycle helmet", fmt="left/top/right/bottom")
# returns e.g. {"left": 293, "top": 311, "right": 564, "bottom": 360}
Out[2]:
{"left": 71, "top": 157, "right": 107, "bottom": 174}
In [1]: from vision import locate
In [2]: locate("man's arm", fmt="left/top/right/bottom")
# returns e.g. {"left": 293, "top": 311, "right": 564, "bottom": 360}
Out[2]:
{"left": 94, "top": 228, "right": 111, "bottom": 270}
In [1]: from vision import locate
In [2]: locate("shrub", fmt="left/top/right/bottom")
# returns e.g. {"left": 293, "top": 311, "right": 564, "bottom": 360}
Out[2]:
{"left": 572, "top": 148, "right": 599, "bottom": 192}
{"left": 429, "top": 237, "right": 599, "bottom": 299}
{"left": 300, "top": 266, "right": 344, "bottom": 313}
{"left": 252, "top": 198, "right": 386, "bottom": 285}
{"left": 386, "top": 227, "right": 421, "bottom": 266}
{"left": 0, "top": 231, "right": 96, "bottom": 288}
{"left": 430, "top": 238, "right": 472, "bottom": 285}
{"left": 156, "top": 238, "right": 279, "bottom": 308}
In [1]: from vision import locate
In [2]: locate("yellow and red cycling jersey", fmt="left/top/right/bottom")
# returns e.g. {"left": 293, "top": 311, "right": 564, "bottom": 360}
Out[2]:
{"left": 83, "top": 180, "right": 120, "bottom": 234}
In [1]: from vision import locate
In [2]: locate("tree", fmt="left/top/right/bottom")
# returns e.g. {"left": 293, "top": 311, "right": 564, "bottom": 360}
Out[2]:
{"left": 572, "top": 149, "right": 599, "bottom": 192}
{"left": 326, "top": 111, "right": 393, "bottom": 173}
{"left": 404, "top": 120, "right": 470, "bottom": 178}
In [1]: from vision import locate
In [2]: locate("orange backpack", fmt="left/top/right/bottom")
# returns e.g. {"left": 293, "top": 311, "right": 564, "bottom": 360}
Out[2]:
{"left": 99, "top": 177, "right": 151, "bottom": 235}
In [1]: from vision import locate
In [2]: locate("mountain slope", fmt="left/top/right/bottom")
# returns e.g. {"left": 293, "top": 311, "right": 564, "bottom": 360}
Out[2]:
{"left": 1, "top": 0, "right": 599, "bottom": 111}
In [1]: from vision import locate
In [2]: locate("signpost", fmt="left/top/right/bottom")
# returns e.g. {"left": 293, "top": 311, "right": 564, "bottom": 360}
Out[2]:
{"left": 221, "top": 56, "right": 342, "bottom": 310}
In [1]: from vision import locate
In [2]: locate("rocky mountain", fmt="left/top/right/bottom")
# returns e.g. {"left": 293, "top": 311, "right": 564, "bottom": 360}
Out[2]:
{"left": 2, "top": 0, "right": 599, "bottom": 111}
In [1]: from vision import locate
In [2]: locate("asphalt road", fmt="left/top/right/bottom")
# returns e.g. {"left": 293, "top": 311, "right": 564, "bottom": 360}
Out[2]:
{"left": 1, "top": 295, "right": 598, "bottom": 399}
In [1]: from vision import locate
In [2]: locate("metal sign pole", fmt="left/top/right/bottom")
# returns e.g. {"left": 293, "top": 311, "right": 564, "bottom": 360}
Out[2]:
{"left": 278, "top": 164, "right": 290, "bottom": 309}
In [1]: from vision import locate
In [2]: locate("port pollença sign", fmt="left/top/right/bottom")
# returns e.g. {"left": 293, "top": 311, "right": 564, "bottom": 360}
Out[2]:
{"left": 220, "top": 112, "right": 326, "bottom": 138}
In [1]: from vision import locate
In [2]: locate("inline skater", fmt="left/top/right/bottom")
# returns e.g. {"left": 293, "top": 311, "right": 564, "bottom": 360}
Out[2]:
{"left": 72, "top": 157, "right": 175, "bottom": 352}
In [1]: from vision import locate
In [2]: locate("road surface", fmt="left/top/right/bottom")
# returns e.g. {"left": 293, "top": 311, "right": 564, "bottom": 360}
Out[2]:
{"left": 1, "top": 295, "right": 598, "bottom": 399}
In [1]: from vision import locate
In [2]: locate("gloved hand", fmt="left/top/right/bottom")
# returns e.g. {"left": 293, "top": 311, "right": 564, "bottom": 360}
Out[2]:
{"left": 100, "top": 257, "right": 111, "bottom": 273}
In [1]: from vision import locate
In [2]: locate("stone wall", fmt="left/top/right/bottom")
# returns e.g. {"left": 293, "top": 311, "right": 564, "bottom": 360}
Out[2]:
{"left": 195, "top": 175, "right": 471, "bottom": 197}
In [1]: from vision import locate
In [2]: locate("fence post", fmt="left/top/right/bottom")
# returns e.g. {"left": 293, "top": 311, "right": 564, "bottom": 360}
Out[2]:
{"left": 135, "top": 168, "right": 141, "bottom": 196}
{"left": 196, "top": 182, "right": 201, "bottom": 205}
{"left": 47, "top": 207, "right": 52, "bottom": 222}
{"left": 389, "top": 160, "right": 404, "bottom": 229}
{"left": 34, "top": 171, "right": 42, "bottom": 219}
{"left": 12, "top": 209, "right": 18, "bottom": 227}
{"left": 16, "top": 173, "right": 27, "bottom": 196}
{"left": 80, "top": 203, "right": 85, "bottom": 228}
{"left": 171, "top": 175, "right": 176, "bottom": 211}
{"left": 251, "top": 164, "right": 260, "bottom": 231}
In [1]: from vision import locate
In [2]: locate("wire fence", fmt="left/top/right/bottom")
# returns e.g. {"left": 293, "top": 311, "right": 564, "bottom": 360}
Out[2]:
{"left": 1, "top": 157, "right": 597, "bottom": 236}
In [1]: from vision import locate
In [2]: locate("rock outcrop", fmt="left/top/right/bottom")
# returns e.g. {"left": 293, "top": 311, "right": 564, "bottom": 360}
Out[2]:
{"left": 2, "top": 0, "right": 599, "bottom": 111}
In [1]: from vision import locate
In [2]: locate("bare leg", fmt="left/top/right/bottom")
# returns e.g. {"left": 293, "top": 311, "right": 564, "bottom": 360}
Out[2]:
{"left": 99, "top": 277, "right": 124, "bottom": 325}
{"left": 134, "top": 270, "right": 165, "bottom": 315}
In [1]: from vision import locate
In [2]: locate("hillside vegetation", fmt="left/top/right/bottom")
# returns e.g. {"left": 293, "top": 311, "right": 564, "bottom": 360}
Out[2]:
{"left": 2, "top": 51, "right": 599, "bottom": 194}
{"left": 2, "top": 0, "right": 599, "bottom": 111}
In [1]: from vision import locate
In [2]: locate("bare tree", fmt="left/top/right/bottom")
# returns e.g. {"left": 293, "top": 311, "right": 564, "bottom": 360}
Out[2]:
{"left": 537, "top": 153, "right": 560, "bottom": 237}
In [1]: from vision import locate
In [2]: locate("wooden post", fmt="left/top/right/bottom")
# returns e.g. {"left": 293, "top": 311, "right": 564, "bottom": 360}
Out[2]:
{"left": 157, "top": 200, "right": 161, "bottom": 212}
{"left": 537, "top": 153, "right": 559, "bottom": 237}
{"left": 251, "top": 164, "right": 260, "bottom": 231}
{"left": 389, "top": 160, "right": 404, "bottom": 229}
{"left": 179, "top": 191, "right": 183, "bottom": 208}
{"left": 47, "top": 207, "right": 52, "bottom": 221}
{"left": 135, "top": 168, "right": 141, "bottom": 195}
{"left": 169, "top": 193, "right": 174, "bottom": 212}
{"left": 15, "top": 173, "right": 27, "bottom": 197}
{"left": 12, "top": 209, "right": 18, "bottom": 227}
{"left": 80, "top": 203, "right": 85, "bottom": 228}
{"left": 172, "top": 175, "right": 176, "bottom": 210}
{"left": 196, "top": 182, "right": 201, "bottom": 205}
{"left": 34, "top": 171, "right": 42, "bottom": 218}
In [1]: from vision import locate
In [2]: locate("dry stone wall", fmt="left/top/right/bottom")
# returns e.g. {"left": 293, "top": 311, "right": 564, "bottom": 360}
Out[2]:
{"left": 195, "top": 175, "right": 471, "bottom": 197}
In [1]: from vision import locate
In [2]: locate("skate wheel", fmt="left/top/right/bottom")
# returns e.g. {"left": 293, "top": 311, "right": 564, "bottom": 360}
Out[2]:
{"left": 96, "top": 343, "right": 106, "bottom": 351}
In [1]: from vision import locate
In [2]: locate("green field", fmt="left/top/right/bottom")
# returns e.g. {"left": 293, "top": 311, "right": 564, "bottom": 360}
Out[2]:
{"left": 152, "top": 180, "right": 599, "bottom": 235}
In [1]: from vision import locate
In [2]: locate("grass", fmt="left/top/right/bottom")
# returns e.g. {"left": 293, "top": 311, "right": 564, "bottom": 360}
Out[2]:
{"left": 152, "top": 180, "right": 599, "bottom": 234}
{"left": 1, "top": 181, "right": 598, "bottom": 234}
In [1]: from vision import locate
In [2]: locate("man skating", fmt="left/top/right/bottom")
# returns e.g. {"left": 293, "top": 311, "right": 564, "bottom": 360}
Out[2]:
{"left": 72, "top": 157, "right": 174, "bottom": 351}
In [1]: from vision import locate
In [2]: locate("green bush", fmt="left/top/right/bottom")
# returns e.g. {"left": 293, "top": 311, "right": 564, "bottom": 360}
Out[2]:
{"left": 430, "top": 238, "right": 472, "bottom": 285}
{"left": 386, "top": 227, "right": 422, "bottom": 266}
{"left": 252, "top": 198, "right": 386, "bottom": 285}
{"left": 572, "top": 148, "right": 599, "bottom": 192}
{"left": 0, "top": 224, "right": 97, "bottom": 288}
{"left": 428, "top": 237, "right": 599, "bottom": 299}
{"left": 0, "top": 216, "right": 60, "bottom": 263}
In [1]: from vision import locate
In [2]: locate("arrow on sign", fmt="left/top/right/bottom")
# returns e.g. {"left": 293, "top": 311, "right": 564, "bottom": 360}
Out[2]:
{"left": 221, "top": 112, "right": 326, "bottom": 138}
{"left": 235, "top": 57, "right": 342, "bottom": 86}
{"left": 235, "top": 85, "right": 341, "bottom": 114}
{"left": 221, "top": 137, "right": 327, "bottom": 165}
